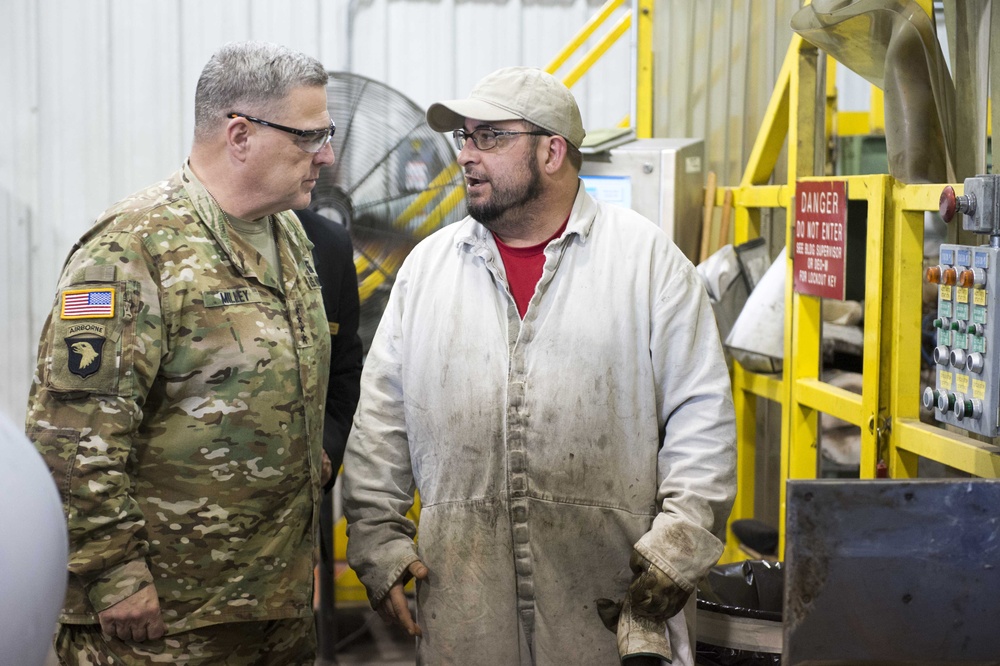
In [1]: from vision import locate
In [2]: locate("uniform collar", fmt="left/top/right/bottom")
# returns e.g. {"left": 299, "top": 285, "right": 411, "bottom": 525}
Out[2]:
{"left": 179, "top": 161, "right": 306, "bottom": 292}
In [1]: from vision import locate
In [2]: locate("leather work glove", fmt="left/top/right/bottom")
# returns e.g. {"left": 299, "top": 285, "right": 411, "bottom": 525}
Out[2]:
{"left": 595, "top": 549, "right": 692, "bottom": 664}
{"left": 627, "top": 549, "right": 691, "bottom": 622}
{"left": 595, "top": 595, "right": 671, "bottom": 665}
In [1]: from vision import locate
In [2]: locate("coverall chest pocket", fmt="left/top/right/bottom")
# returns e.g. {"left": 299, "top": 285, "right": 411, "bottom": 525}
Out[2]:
{"left": 44, "top": 280, "right": 137, "bottom": 397}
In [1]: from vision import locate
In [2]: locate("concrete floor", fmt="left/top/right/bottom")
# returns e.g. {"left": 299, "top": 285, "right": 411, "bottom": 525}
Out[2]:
{"left": 321, "top": 608, "right": 416, "bottom": 665}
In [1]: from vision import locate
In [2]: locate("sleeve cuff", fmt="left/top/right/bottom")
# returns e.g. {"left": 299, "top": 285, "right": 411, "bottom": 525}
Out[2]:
{"left": 368, "top": 551, "right": 422, "bottom": 609}
{"left": 86, "top": 558, "right": 155, "bottom": 613}
{"left": 635, "top": 515, "right": 724, "bottom": 592}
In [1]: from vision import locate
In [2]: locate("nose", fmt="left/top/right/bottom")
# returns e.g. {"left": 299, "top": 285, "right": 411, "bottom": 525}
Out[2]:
{"left": 314, "top": 142, "right": 335, "bottom": 166}
{"left": 457, "top": 139, "right": 478, "bottom": 166}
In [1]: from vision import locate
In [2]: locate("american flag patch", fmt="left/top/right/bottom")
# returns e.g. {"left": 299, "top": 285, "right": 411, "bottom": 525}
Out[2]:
{"left": 61, "top": 288, "right": 115, "bottom": 319}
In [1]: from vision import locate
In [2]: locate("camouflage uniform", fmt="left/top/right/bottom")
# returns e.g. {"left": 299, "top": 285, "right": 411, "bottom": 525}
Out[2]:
{"left": 55, "top": 619, "right": 315, "bottom": 666}
{"left": 25, "top": 163, "right": 331, "bottom": 637}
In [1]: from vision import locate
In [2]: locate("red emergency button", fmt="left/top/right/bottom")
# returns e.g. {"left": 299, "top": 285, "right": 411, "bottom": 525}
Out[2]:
{"left": 939, "top": 186, "right": 958, "bottom": 222}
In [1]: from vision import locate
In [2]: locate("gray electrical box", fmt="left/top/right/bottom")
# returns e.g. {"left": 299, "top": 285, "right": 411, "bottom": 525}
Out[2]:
{"left": 925, "top": 243, "right": 1000, "bottom": 436}
{"left": 580, "top": 138, "right": 705, "bottom": 264}
{"left": 924, "top": 175, "right": 1000, "bottom": 437}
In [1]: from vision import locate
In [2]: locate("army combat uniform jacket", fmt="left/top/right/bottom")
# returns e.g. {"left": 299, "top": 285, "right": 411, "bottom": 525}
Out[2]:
{"left": 343, "top": 185, "right": 736, "bottom": 665}
{"left": 25, "top": 163, "right": 330, "bottom": 634}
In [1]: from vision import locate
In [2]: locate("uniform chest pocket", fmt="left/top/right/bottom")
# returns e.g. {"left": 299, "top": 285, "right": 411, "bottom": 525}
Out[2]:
{"left": 186, "top": 287, "right": 276, "bottom": 362}
{"left": 44, "top": 281, "right": 138, "bottom": 397}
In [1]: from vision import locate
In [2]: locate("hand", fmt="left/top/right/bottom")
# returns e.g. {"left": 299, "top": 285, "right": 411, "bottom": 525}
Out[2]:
{"left": 321, "top": 450, "right": 333, "bottom": 487}
{"left": 627, "top": 550, "right": 691, "bottom": 622}
{"left": 377, "top": 560, "right": 429, "bottom": 637}
{"left": 98, "top": 584, "right": 165, "bottom": 642}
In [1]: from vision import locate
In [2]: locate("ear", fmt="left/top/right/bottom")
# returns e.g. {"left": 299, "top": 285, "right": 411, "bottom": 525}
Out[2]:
{"left": 540, "top": 134, "right": 568, "bottom": 175}
{"left": 226, "top": 117, "right": 253, "bottom": 162}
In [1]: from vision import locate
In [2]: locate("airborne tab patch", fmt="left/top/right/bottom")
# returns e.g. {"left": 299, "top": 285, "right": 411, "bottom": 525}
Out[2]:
{"left": 61, "top": 288, "right": 115, "bottom": 319}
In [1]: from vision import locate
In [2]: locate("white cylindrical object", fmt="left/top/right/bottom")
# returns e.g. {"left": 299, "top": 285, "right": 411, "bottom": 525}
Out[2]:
{"left": 0, "top": 413, "right": 68, "bottom": 666}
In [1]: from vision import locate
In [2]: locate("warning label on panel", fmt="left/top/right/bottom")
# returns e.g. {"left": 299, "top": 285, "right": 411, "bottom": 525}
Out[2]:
{"left": 794, "top": 180, "right": 847, "bottom": 300}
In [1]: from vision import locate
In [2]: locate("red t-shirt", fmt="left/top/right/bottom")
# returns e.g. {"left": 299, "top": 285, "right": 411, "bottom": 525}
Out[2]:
{"left": 493, "top": 217, "right": 569, "bottom": 318}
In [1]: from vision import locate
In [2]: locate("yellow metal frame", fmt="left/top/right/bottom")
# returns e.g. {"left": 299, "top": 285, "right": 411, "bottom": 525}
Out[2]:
{"left": 723, "top": 32, "right": 1000, "bottom": 564}
{"left": 544, "top": 0, "right": 654, "bottom": 138}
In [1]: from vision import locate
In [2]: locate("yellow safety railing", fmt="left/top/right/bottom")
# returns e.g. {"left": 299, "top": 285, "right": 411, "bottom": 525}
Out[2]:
{"left": 544, "top": 0, "right": 654, "bottom": 139}
{"left": 723, "top": 24, "right": 1000, "bottom": 564}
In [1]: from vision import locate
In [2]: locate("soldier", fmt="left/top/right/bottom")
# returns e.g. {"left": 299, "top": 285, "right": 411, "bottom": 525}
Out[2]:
{"left": 26, "top": 41, "right": 336, "bottom": 664}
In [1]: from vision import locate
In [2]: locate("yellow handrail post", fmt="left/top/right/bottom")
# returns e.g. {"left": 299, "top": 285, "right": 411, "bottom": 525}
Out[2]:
{"left": 544, "top": 0, "right": 650, "bottom": 138}
{"left": 635, "top": 0, "right": 654, "bottom": 138}
{"left": 779, "top": 34, "right": 822, "bottom": 558}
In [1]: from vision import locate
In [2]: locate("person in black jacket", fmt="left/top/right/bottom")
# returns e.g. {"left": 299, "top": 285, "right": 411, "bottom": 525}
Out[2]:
{"left": 295, "top": 208, "right": 363, "bottom": 478}
{"left": 295, "top": 207, "right": 363, "bottom": 659}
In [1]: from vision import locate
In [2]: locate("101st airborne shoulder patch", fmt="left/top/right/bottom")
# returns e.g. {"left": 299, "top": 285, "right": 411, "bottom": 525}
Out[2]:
{"left": 65, "top": 333, "right": 107, "bottom": 378}
{"left": 61, "top": 288, "right": 115, "bottom": 319}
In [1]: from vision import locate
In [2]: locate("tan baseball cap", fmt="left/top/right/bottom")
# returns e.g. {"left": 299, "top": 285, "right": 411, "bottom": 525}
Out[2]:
{"left": 426, "top": 67, "right": 586, "bottom": 149}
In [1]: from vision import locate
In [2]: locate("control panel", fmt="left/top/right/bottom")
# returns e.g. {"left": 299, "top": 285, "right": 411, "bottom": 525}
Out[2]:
{"left": 925, "top": 175, "right": 1000, "bottom": 436}
{"left": 924, "top": 244, "right": 999, "bottom": 435}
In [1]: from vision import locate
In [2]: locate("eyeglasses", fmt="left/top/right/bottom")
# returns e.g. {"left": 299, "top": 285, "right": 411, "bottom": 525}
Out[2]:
{"left": 227, "top": 112, "right": 336, "bottom": 153}
{"left": 452, "top": 127, "right": 552, "bottom": 152}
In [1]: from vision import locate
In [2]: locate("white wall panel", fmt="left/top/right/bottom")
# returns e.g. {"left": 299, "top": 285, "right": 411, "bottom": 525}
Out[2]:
{"left": 350, "top": 0, "right": 391, "bottom": 84}
{"left": 109, "top": 0, "right": 186, "bottom": 202}
{"left": 0, "top": 0, "right": 39, "bottom": 423}
{"left": 452, "top": 1, "right": 524, "bottom": 107}
{"left": 37, "top": 0, "right": 113, "bottom": 265}
{"left": 250, "top": 0, "right": 321, "bottom": 53}
{"left": 384, "top": 0, "right": 456, "bottom": 113}
{"left": 31, "top": 0, "right": 115, "bottom": 422}
{"left": 178, "top": 0, "right": 253, "bottom": 151}
{"left": 317, "top": 2, "right": 351, "bottom": 72}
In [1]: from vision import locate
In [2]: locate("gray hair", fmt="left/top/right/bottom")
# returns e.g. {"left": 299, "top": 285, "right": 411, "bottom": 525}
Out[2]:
{"left": 194, "top": 41, "right": 328, "bottom": 141}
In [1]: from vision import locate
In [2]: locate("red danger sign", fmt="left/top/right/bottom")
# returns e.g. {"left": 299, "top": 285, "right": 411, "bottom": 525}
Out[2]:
{"left": 794, "top": 180, "right": 847, "bottom": 300}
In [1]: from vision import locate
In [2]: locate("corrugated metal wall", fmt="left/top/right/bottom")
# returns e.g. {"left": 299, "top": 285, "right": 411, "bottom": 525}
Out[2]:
{"left": 654, "top": 0, "right": 803, "bottom": 186}
{"left": 0, "top": 0, "right": 802, "bottom": 423}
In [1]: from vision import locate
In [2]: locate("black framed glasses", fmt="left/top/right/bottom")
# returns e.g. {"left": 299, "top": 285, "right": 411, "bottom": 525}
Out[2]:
{"left": 228, "top": 112, "right": 335, "bottom": 153}
{"left": 452, "top": 127, "right": 552, "bottom": 151}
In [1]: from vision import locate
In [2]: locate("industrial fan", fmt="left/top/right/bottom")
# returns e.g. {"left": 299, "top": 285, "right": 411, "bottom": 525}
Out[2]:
{"left": 310, "top": 72, "right": 466, "bottom": 350}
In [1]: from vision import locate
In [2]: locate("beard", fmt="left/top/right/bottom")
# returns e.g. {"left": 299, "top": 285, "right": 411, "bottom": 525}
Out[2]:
{"left": 467, "top": 153, "right": 542, "bottom": 235}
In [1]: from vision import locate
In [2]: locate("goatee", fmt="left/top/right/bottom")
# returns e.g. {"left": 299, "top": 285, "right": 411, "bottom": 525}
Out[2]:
{"left": 467, "top": 155, "right": 542, "bottom": 236}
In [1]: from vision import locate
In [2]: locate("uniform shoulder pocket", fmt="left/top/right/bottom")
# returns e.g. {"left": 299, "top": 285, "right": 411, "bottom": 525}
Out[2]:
{"left": 44, "top": 279, "right": 139, "bottom": 397}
